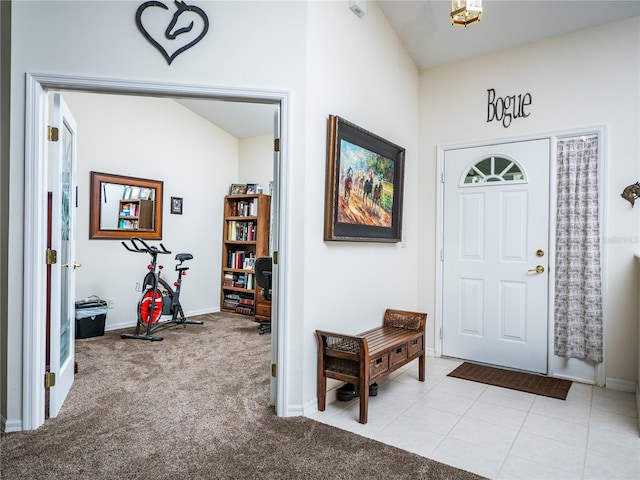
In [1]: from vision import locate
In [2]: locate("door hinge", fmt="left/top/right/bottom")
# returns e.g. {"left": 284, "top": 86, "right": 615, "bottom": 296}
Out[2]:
{"left": 441, "top": 171, "right": 445, "bottom": 183}
{"left": 440, "top": 249, "right": 444, "bottom": 262}
{"left": 46, "top": 249, "right": 57, "bottom": 265}
{"left": 439, "top": 327, "right": 443, "bottom": 340}
{"left": 44, "top": 372, "right": 56, "bottom": 388}
{"left": 272, "top": 251, "right": 278, "bottom": 265}
{"left": 47, "top": 126, "right": 59, "bottom": 142}
{"left": 271, "top": 363, "right": 276, "bottom": 377}
{"left": 274, "top": 138, "right": 280, "bottom": 152}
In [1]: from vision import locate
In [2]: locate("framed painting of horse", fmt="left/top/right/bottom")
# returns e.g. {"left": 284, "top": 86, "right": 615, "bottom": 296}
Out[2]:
{"left": 324, "top": 115, "right": 405, "bottom": 242}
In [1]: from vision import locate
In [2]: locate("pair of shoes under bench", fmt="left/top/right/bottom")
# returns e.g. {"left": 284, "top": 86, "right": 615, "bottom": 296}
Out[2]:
{"left": 337, "top": 382, "right": 378, "bottom": 401}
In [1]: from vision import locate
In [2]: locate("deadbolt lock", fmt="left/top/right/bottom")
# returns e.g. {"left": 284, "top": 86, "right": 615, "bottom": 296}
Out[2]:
{"left": 535, "top": 249, "right": 545, "bottom": 257}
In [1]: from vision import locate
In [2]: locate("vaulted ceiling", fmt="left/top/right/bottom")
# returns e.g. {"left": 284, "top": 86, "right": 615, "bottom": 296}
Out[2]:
{"left": 182, "top": 1, "right": 639, "bottom": 138}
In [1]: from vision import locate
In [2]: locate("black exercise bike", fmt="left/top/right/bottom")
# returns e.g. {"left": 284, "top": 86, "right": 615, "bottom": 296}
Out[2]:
{"left": 121, "top": 237, "right": 203, "bottom": 341}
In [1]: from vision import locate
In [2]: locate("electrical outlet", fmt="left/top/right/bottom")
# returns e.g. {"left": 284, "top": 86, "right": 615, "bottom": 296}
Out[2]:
{"left": 108, "top": 298, "right": 115, "bottom": 309}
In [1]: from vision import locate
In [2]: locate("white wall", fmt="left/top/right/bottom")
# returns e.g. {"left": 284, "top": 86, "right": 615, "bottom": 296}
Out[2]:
{"left": 62, "top": 92, "right": 239, "bottom": 329}
{"left": 238, "top": 134, "right": 273, "bottom": 191}
{"left": 7, "top": 0, "right": 309, "bottom": 428}
{"left": 302, "top": 1, "right": 420, "bottom": 409}
{"left": 418, "top": 17, "right": 640, "bottom": 385}
{"left": 6, "top": 0, "right": 421, "bottom": 428}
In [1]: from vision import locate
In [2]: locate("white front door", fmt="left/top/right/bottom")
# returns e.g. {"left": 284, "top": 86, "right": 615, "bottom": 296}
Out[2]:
{"left": 48, "top": 93, "right": 78, "bottom": 417}
{"left": 442, "top": 139, "right": 550, "bottom": 373}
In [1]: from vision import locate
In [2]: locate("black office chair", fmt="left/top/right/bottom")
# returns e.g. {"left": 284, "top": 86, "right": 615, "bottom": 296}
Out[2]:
{"left": 254, "top": 256, "right": 272, "bottom": 334}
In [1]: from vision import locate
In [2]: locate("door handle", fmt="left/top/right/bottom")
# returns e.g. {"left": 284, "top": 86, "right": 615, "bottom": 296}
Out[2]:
{"left": 527, "top": 265, "right": 545, "bottom": 274}
{"left": 61, "top": 262, "right": 82, "bottom": 269}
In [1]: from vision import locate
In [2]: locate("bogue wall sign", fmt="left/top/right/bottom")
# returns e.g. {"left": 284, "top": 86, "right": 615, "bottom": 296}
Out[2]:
{"left": 486, "top": 88, "right": 532, "bottom": 128}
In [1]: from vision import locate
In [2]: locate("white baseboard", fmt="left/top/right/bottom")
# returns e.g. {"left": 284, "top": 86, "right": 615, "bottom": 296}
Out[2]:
{"left": 605, "top": 377, "right": 637, "bottom": 393}
{"left": 286, "top": 403, "right": 304, "bottom": 417}
{"left": 2, "top": 417, "right": 23, "bottom": 433}
{"left": 105, "top": 320, "right": 137, "bottom": 332}
{"left": 552, "top": 373, "right": 596, "bottom": 385}
{"left": 104, "top": 307, "right": 220, "bottom": 332}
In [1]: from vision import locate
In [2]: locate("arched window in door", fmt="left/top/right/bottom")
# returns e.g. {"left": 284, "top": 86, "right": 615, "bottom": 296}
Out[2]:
{"left": 461, "top": 156, "right": 526, "bottom": 185}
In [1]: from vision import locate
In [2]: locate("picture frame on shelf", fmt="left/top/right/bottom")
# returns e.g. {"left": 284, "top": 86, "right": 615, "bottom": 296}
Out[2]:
{"left": 246, "top": 183, "right": 258, "bottom": 194}
{"left": 324, "top": 115, "right": 405, "bottom": 242}
{"left": 229, "top": 183, "right": 247, "bottom": 195}
{"left": 170, "top": 196, "right": 183, "bottom": 215}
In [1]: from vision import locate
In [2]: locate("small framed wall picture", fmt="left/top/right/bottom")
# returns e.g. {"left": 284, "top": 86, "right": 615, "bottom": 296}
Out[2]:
{"left": 171, "top": 196, "right": 183, "bottom": 215}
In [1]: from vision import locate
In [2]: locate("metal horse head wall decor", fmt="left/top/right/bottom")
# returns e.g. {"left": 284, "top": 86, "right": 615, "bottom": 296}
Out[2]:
{"left": 136, "top": 1, "right": 209, "bottom": 65}
{"left": 621, "top": 181, "right": 640, "bottom": 207}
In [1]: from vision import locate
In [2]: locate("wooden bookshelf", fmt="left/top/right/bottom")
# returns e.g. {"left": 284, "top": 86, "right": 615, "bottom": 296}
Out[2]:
{"left": 220, "top": 194, "right": 271, "bottom": 319}
{"left": 117, "top": 199, "right": 154, "bottom": 231}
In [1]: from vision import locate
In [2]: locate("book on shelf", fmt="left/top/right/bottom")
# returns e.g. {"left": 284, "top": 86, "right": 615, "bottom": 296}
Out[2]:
{"left": 223, "top": 272, "right": 236, "bottom": 286}
{"left": 120, "top": 202, "right": 141, "bottom": 217}
{"left": 228, "top": 221, "right": 256, "bottom": 241}
{"left": 229, "top": 197, "right": 259, "bottom": 217}
{"left": 227, "top": 251, "right": 255, "bottom": 270}
{"left": 222, "top": 272, "right": 255, "bottom": 290}
{"left": 118, "top": 218, "right": 139, "bottom": 230}
{"left": 222, "top": 292, "right": 241, "bottom": 309}
{"left": 235, "top": 305, "right": 254, "bottom": 316}
{"left": 223, "top": 291, "right": 254, "bottom": 313}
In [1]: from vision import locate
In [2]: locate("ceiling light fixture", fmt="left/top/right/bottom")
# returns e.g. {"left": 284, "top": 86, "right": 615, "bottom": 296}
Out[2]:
{"left": 451, "top": 0, "right": 483, "bottom": 27}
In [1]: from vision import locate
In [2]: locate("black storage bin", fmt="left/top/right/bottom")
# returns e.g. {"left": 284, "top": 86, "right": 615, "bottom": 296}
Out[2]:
{"left": 75, "top": 296, "right": 108, "bottom": 339}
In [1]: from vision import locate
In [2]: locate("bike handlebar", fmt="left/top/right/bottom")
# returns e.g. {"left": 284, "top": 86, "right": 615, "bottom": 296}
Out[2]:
{"left": 122, "top": 237, "right": 171, "bottom": 255}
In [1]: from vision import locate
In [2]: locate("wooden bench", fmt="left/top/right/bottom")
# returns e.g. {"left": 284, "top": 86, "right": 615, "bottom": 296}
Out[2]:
{"left": 315, "top": 308, "right": 427, "bottom": 424}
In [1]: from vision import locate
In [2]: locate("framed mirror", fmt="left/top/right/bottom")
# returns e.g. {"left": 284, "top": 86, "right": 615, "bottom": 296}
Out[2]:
{"left": 89, "top": 171, "right": 163, "bottom": 240}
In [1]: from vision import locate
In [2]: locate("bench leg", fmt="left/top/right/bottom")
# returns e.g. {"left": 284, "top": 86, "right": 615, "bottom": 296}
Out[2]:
{"left": 418, "top": 353, "right": 425, "bottom": 382}
{"left": 317, "top": 374, "right": 327, "bottom": 412}
{"left": 358, "top": 379, "right": 369, "bottom": 424}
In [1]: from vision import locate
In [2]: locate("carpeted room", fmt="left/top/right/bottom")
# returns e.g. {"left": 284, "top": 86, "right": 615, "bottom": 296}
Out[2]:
{"left": 0, "top": 313, "right": 484, "bottom": 480}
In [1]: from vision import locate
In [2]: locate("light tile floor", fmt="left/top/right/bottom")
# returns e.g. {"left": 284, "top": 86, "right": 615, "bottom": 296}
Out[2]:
{"left": 308, "top": 357, "right": 640, "bottom": 480}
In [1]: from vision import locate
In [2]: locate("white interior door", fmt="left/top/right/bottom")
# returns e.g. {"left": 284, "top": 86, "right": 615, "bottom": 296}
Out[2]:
{"left": 270, "top": 106, "right": 279, "bottom": 406}
{"left": 48, "top": 93, "right": 78, "bottom": 417}
{"left": 442, "top": 139, "right": 550, "bottom": 373}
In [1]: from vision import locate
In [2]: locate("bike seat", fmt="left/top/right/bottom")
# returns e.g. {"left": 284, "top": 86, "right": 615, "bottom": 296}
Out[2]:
{"left": 175, "top": 253, "right": 193, "bottom": 262}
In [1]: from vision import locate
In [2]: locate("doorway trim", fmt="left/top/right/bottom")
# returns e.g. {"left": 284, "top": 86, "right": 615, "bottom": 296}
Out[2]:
{"left": 24, "top": 73, "right": 291, "bottom": 430}
{"left": 435, "top": 126, "right": 607, "bottom": 385}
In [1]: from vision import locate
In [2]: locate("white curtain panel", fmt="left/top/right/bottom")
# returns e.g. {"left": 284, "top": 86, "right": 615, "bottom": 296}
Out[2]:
{"left": 554, "top": 135, "right": 603, "bottom": 363}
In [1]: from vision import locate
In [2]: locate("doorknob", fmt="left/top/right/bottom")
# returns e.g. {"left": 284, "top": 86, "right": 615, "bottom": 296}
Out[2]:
{"left": 61, "top": 262, "right": 82, "bottom": 269}
{"left": 527, "top": 265, "right": 545, "bottom": 274}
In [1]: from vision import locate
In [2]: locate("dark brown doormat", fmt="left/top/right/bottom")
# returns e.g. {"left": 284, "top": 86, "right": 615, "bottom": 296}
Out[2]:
{"left": 447, "top": 362, "right": 572, "bottom": 400}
